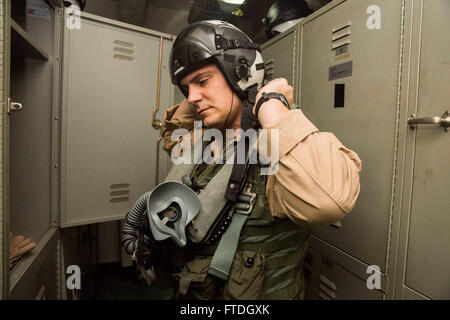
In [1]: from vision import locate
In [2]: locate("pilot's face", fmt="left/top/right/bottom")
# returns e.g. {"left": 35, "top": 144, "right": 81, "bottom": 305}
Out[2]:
{"left": 180, "top": 64, "right": 242, "bottom": 129}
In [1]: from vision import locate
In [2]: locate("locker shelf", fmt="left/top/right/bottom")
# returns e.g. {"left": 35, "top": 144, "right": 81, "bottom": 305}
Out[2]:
{"left": 9, "top": 228, "right": 57, "bottom": 293}
{"left": 11, "top": 19, "right": 49, "bottom": 60}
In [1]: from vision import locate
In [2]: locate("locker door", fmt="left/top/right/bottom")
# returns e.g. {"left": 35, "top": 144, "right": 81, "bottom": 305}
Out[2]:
{"left": 59, "top": 12, "right": 174, "bottom": 227}
{"left": 400, "top": 0, "right": 450, "bottom": 299}
{"left": 261, "top": 25, "right": 298, "bottom": 89}
{"left": 300, "top": 0, "right": 403, "bottom": 272}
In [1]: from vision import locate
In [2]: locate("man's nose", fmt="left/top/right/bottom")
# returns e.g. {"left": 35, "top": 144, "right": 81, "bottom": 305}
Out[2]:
{"left": 187, "top": 87, "right": 202, "bottom": 104}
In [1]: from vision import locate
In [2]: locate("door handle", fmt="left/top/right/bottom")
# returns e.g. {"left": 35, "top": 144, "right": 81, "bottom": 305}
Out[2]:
{"left": 408, "top": 111, "right": 449, "bottom": 131}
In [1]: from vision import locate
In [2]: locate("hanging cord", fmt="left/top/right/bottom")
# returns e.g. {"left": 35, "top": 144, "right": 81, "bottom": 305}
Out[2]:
{"left": 223, "top": 92, "right": 235, "bottom": 129}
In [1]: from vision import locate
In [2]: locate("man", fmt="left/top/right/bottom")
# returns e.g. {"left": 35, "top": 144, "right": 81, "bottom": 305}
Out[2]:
{"left": 157, "top": 20, "right": 361, "bottom": 300}
{"left": 122, "top": 20, "right": 361, "bottom": 300}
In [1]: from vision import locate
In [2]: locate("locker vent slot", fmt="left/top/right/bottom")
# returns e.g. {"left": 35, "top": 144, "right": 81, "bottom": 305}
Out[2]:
{"left": 113, "top": 40, "right": 136, "bottom": 62}
{"left": 110, "top": 190, "right": 130, "bottom": 196}
{"left": 110, "top": 184, "right": 131, "bottom": 202}
{"left": 110, "top": 197, "right": 130, "bottom": 203}
{"left": 331, "top": 23, "right": 352, "bottom": 52}
{"left": 319, "top": 275, "right": 337, "bottom": 300}
{"left": 111, "top": 183, "right": 130, "bottom": 189}
{"left": 331, "top": 22, "right": 352, "bottom": 33}
{"left": 114, "top": 55, "right": 135, "bottom": 62}
{"left": 264, "top": 59, "right": 275, "bottom": 78}
{"left": 114, "top": 40, "right": 135, "bottom": 48}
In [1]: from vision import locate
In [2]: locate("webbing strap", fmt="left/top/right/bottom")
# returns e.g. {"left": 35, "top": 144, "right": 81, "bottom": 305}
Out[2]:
{"left": 225, "top": 88, "right": 258, "bottom": 203}
{"left": 247, "top": 206, "right": 268, "bottom": 219}
{"left": 208, "top": 213, "right": 248, "bottom": 280}
{"left": 178, "top": 277, "right": 192, "bottom": 296}
{"left": 238, "top": 232, "right": 303, "bottom": 254}
{"left": 241, "top": 222, "right": 302, "bottom": 237}
{"left": 215, "top": 35, "right": 261, "bottom": 52}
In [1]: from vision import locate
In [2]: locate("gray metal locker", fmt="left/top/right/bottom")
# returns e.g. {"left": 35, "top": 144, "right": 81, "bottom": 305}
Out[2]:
{"left": 391, "top": 0, "right": 450, "bottom": 300}
{"left": 299, "top": 0, "right": 403, "bottom": 274}
{"left": 303, "top": 248, "right": 384, "bottom": 300}
{"left": 3, "top": 0, "right": 59, "bottom": 299}
{"left": 57, "top": 11, "right": 174, "bottom": 227}
{"left": 2, "top": 0, "right": 175, "bottom": 299}
{"left": 260, "top": 24, "right": 300, "bottom": 102}
{"left": 261, "top": 0, "right": 449, "bottom": 300}
{"left": 317, "top": 252, "right": 384, "bottom": 300}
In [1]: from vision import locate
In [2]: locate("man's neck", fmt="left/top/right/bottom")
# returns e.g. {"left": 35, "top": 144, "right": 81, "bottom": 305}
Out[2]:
{"left": 223, "top": 102, "right": 243, "bottom": 132}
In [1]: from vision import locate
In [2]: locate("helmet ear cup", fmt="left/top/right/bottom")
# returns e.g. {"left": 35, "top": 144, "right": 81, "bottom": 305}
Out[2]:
{"left": 235, "top": 57, "right": 249, "bottom": 80}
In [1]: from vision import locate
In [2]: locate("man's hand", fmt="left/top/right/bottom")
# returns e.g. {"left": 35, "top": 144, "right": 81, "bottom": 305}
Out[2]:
{"left": 9, "top": 232, "right": 36, "bottom": 268}
{"left": 253, "top": 78, "right": 294, "bottom": 127}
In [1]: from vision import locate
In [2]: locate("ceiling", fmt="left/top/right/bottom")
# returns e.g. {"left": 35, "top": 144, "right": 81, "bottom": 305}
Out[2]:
{"left": 83, "top": 0, "right": 332, "bottom": 44}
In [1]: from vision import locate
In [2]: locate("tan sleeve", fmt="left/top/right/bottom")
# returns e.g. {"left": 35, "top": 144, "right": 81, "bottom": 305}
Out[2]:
{"left": 260, "top": 109, "right": 362, "bottom": 227}
{"left": 162, "top": 99, "right": 201, "bottom": 155}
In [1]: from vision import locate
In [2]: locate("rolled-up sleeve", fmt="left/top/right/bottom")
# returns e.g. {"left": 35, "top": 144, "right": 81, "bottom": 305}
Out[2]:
{"left": 260, "top": 109, "right": 362, "bottom": 227}
{"left": 162, "top": 100, "right": 201, "bottom": 155}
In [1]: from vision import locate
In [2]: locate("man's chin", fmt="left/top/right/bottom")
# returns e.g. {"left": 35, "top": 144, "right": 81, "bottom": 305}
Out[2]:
{"left": 202, "top": 117, "right": 216, "bottom": 128}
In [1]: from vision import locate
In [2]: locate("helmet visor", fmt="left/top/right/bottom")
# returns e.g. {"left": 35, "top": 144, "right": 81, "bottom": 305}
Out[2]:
{"left": 171, "top": 41, "right": 215, "bottom": 85}
{"left": 170, "top": 24, "right": 220, "bottom": 85}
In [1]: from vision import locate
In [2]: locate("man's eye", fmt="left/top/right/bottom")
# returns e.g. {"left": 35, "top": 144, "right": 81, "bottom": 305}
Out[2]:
{"left": 199, "top": 78, "right": 209, "bottom": 86}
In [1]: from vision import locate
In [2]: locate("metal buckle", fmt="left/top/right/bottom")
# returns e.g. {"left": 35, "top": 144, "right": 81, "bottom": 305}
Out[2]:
{"left": 234, "top": 183, "right": 256, "bottom": 215}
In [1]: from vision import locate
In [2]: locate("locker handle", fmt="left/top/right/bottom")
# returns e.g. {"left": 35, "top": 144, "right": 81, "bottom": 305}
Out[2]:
{"left": 408, "top": 111, "right": 449, "bottom": 131}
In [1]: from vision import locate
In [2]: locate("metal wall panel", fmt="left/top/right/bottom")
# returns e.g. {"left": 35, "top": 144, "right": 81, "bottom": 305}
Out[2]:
{"left": 60, "top": 12, "right": 174, "bottom": 227}
{"left": 300, "top": 0, "right": 403, "bottom": 272}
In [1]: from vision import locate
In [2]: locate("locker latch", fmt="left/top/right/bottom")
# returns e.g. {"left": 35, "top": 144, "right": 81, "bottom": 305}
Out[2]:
{"left": 7, "top": 98, "right": 23, "bottom": 115}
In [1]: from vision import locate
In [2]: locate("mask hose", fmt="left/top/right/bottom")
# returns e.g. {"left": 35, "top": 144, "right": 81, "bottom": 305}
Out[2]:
{"left": 121, "top": 192, "right": 153, "bottom": 255}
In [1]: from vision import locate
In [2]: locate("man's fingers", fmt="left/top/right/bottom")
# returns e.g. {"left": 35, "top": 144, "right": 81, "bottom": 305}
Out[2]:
{"left": 10, "top": 235, "right": 25, "bottom": 247}
{"left": 11, "top": 241, "right": 36, "bottom": 259}
{"left": 18, "top": 238, "right": 32, "bottom": 248}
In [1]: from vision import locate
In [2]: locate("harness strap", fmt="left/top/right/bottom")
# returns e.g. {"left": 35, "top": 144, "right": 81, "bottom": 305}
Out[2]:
{"left": 241, "top": 221, "right": 301, "bottom": 237}
{"left": 135, "top": 232, "right": 153, "bottom": 286}
{"left": 179, "top": 277, "right": 192, "bottom": 296}
{"left": 238, "top": 232, "right": 304, "bottom": 254}
{"left": 208, "top": 212, "right": 249, "bottom": 281}
{"left": 225, "top": 87, "right": 258, "bottom": 203}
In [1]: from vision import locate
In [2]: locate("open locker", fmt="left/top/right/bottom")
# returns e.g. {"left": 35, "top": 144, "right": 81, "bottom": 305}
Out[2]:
{"left": 2, "top": 0, "right": 175, "bottom": 299}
